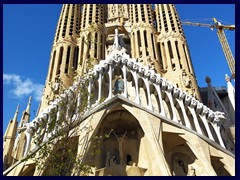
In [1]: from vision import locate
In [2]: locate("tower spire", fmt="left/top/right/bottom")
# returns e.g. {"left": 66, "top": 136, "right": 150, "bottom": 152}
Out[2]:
{"left": 155, "top": 4, "right": 201, "bottom": 100}
{"left": 18, "top": 96, "right": 32, "bottom": 128}
{"left": 3, "top": 105, "right": 19, "bottom": 170}
{"left": 38, "top": 4, "right": 84, "bottom": 113}
{"left": 4, "top": 105, "right": 19, "bottom": 139}
{"left": 26, "top": 96, "right": 32, "bottom": 114}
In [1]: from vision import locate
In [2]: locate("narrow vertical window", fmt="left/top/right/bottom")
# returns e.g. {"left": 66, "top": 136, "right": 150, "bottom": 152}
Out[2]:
{"left": 65, "top": 46, "right": 71, "bottom": 74}
{"left": 49, "top": 50, "right": 56, "bottom": 81}
{"left": 88, "top": 34, "right": 91, "bottom": 59}
{"left": 80, "top": 37, "right": 84, "bottom": 65}
{"left": 132, "top": 32, "right": 135, "bottom": 58}
{"left": 175, "top": 41, "right": 182, "bottom": 69}
{"left": 137, "top": 31, "right": 141, "bottom": 56}
{"left": 162, "top": 42, "right": 167, "bottom": 69}
{"left": 94, "top": 33, "right": 98, "bottom": 58}
{"left": 57, "top": 47, "right": 63, "bottom": 75}
{"left": 157, "top": 42, "right": 162, "bottom": 61}
{"left": 167, "top": 41, "right": 173, "bottom": 59}
{"left": 183, "top": 44, "right": 191, "bottom": 73}
{"left": 151, "top": 33, "right": 156, "bottom": 59}
{"left": 73, "top": 46, "right": 79, "bottom": 71}
{"left": 144, "top": 31, "right": 148, "bottom": 47}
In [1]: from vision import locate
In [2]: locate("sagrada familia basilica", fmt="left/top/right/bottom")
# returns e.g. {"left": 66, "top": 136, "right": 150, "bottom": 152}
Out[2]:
{"left": 3, "top": 4, "right": 235, "bottom": 176}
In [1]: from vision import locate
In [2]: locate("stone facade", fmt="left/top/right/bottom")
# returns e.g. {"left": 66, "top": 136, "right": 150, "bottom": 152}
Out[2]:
{"left": 3, "top": 4, "right": 235, "bottom": 176}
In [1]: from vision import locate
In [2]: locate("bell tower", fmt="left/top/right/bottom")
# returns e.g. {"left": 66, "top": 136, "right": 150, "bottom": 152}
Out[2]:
{"left": 155, "top": 4, "right": 201, "bottom": 100}
{"left": 77, "top": 4, "right": 107, "bottom": 75}
{"left": 129, "top": 4, "right": 162, "bottom": 72}
{"left": 39, "top": 4, "right": 81, "bottom": 113}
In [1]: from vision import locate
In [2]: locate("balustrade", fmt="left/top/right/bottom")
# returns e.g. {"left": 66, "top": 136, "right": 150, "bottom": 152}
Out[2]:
{"left": 20, "top": 51, "right": 228, "bottom": 156}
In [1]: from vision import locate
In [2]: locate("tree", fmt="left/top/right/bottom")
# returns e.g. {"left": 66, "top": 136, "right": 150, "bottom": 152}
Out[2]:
{"left": 29, "top": 68, "right": 110, "bottom": 176}
{"left": 29, "top": 24, "right": 106, "bottom": 176}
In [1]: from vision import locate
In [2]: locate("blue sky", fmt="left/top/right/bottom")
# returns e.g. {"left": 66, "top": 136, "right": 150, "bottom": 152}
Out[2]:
{"left": 3, "top": 4, "right": 235, "bottom": 134}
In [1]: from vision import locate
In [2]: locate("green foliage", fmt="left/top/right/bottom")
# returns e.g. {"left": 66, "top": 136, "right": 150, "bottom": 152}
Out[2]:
{"left": 28, "top": 23, "right": 108, "bottom": 176}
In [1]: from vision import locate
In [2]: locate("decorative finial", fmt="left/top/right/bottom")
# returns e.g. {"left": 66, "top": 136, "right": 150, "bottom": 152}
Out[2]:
{"left": 205, "top": 76, "right": 211, "bottom": 83}
{"left": 26, "top": 96, "right": 32, "bottom": 114}
{"left": 28, "top": 96, "right": 32, "bottom": 103}
{"left": 12, "top": 105, "right": 20, "bottom": 122}
{"left": 16, "top": 105, "right": 20, "bottom": 113}
{"left": 225, "top": 74, "right": 231, "bottom": 82}
{"left": 112, "top": 28, "right": 119, "bottom": 50}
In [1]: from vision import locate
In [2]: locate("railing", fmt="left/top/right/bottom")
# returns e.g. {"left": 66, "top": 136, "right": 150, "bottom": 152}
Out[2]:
{"left": 20, "top": 50, "right": 228, "bottom": 158}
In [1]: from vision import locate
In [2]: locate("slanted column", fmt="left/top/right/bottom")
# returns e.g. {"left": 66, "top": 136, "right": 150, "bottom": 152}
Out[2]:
{"left": 197, "top": 105, "right": 215, "bottom": 141}
{"left": 122, "top": 65, "right": 128, "bottom": 98}
{"left": 98, "top": 71, "right": 103, "bottom": 102}
{"left": 108, "top": 65, "right": 113, "bottom": 99}
{"left": 165, "top": 83, "right": 178, "bottom": 122}
{"left": 175, "top": 90, "right": 192, "bottom": 129}
{"left": 212, "top": 122, "right": 226, "bottom": 148}
{"left": 88, "top": 81, "right": 92, "bottom": 108}
{"left": 210, "top": 113, "right": 226, "bottom": 148}
{"left": 185, "top": 95, "right": 203, "bottom": 135}
{"left": 199, "top": 115, "right": 214, "bottom": 141}
{"left": 143, "top": 77, "right": 153, "bottom": 111}
{"left": 133, "top": 71, "right": 140, "bottom": 104}
{"left": 188, "top": 107, "right": 203, "bottom": 135}
{"left": 24, "top": 127, "right": 34, "bottom": 156}
{"left": 153, "top": 82, "right": 165, "bottom": 117}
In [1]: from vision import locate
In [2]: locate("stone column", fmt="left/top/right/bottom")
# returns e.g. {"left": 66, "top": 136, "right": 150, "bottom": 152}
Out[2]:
{"left": 143, "top": 78, "right": 153, "bottom": 111}
{"left": 122, "top": 65, "right": 128, "bottom": 98}
{"left": 23, "top": 128, "right": 33, "bottom": 156}
{"left": 98, "top": 72, "right": 102, "bottom": 102}
{"left": 108, "top": 65, "right": 113, "bottom": 99}
{"left": 165, "top": 84, "right": 178, "bottom": 122}
{"left": 153, "top": 83, "right": 165, "bottom": 117}
{"left": 212, "top": 122, "right": 226, "bottom": 148}
{"left": 133, "top": 71, "right": 140, "bottom": 104}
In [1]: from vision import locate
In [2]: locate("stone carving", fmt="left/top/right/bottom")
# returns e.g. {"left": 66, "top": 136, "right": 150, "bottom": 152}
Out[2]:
{"left": 147, "top": 55, "right": 154, "bottom": 70}
{"left": 182, "top": 70, "right": 191, "bottom": 88}
{"left": 106, "top": 149, "right": 119, "bottom": 167}
{"left": 53, "top": 77, "right": 60, "bottom": 93}
{"left": 114, "top": 78, "right": 124, "bottom": 94}
{"left": 187, "top": 166, "right": 196, "bottom": 176}
{"left": 117, "top": 131, "right": 127, "bottom": 164}
{"left": 213, "top": 111, "right": 226, "bottom": 124}
{"left": 225, "top": 74, "right": 231, "bottom": 82}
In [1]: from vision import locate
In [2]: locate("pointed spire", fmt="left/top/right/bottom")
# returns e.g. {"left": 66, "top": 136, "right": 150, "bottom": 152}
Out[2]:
{"left": 13, "top": 105, "right": 20, "bottom": 122}
{"left": 26, "top": 96, "right": 32, "bottom": 114}
{"left": 205, "top": 76, "right": 214, "bottom": 109}
{"left": 113, "top": 28, "right": 120, "bottom": 50}
{"left": 18, "top": 96, "right": 32, "bottom": 128}
{"left": 4, "top": 105, "right": 19, "bottom": 140}
{"left": 3, "top": 105, "right": 19, "bottom": 169}
{"left": 4, "top": 105, "right": 19, "bottom": 136}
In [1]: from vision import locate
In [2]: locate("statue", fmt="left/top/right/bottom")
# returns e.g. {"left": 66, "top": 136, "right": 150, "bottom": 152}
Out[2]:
{"left": 182, "top": 70, "right": 191, "bottom": 88}
{"left": 115, "top": 131, "right": 127, "bottom": 164}
{"left": 53, "top": 77, "right": 60, "bottom": 93}
{"left": 112, "top": 28, "right": 120, "bottom": 50}
{"left": 106, "top": 149, "right": 118, "bottom": 167}
{"left": 188, "top": 166, "right": 196, "bottom": 176}
{"left": 114, "top": 78, "right": 124, "bottom": 94}
{"left": 147, "top": 55, "right": 154, "bottom": 69}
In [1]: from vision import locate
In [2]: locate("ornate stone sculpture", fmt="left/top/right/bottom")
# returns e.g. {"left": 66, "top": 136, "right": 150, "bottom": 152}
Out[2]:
{"left": 182, "top": 70, "right": 191, "bottom": 88}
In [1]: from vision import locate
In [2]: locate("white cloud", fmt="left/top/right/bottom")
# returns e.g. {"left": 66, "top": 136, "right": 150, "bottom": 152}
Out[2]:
{"left": 3, "top": 73, "right": 44, "bottom": 101}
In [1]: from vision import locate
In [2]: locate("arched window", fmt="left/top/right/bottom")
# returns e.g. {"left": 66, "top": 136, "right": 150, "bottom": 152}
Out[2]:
{"left": 73, "top": 46, "right": 79, "bottom": 71}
